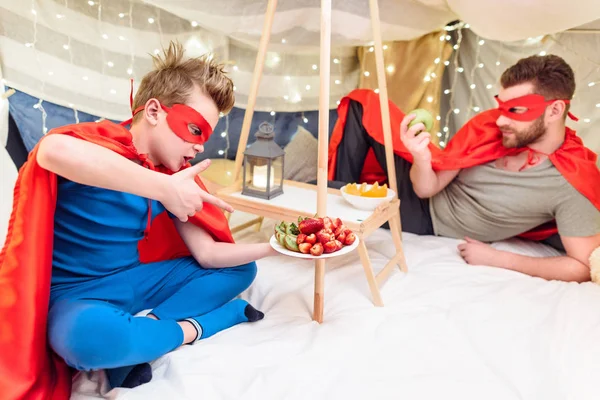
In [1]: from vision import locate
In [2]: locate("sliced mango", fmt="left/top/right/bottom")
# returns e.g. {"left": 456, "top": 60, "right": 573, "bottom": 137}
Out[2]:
{"left": 344, "top": 183, "right": 361, "bottom": 196}
{"left": 362, "top": 182, "right": 388, "bottom": 198}
{"left": 345, "top": 182, "right": 388, "bottom": 198}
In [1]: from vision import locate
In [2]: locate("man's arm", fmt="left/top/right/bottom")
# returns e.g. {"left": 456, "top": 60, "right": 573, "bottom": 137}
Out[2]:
{"left": 491, "top": 234, "right": 600, "bottom": 282}
{"left": 37, "top": 134, "right": 232, "bottom": 221}
{"left": 38, "top": 134, "right": 170, "bottom": 201}
{"left": 399, "top": 113, "right": 460, "bottom": 198}
{"left": 174, "top": 219, "right": 278, "bottom": 269}
{"left": 410, "top": 160, "right": 460, "bottom": 199}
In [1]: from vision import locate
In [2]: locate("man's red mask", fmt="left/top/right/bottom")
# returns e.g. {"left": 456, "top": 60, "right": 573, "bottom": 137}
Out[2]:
{"left": 494, "top": 94, "right": 578, "bottom": 122}
{"left": 127, "top": 103, "right": 213, "bottom": 145}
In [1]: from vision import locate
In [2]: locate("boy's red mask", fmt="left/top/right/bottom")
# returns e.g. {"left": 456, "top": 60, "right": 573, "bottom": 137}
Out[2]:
{"left": 494, "top": 94, "right": 578, "bottom": 122}
{"left": 126, "top": 103, "right": 213, "bottom": 145}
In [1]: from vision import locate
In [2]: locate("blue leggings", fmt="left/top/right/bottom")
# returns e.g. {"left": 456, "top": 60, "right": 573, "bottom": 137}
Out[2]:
{"left": 48, "top": 257, "right": 257, "bottom": 372}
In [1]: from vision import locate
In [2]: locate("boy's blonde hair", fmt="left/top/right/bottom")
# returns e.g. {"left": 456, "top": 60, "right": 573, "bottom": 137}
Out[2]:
{"left": 132, "top": 41, "right": 234, "bottom": 123}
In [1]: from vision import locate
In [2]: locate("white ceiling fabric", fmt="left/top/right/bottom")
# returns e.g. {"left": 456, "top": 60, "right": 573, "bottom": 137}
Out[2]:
{"left": 0, "top": 0, "right": 599, "bottom": 125}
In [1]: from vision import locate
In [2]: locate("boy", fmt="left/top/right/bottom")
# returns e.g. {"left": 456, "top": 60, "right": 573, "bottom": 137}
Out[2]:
{"left": 0, "top": 41, "right": 278, "bottom": 399}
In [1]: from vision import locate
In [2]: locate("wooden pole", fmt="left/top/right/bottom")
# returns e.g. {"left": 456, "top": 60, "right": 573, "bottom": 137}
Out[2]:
{"left": 313, "top": 0, "right": 332, "bottom": 323}
{"left": 233, "top": 0, "right": 278, "bottom": 181}
{"left": 368, "top": 0, "right": 398, "bottom": 196}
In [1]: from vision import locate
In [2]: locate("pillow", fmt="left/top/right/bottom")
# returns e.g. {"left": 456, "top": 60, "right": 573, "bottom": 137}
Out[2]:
{"left": 283, "top": 125, "right": 318, "bottom": 183}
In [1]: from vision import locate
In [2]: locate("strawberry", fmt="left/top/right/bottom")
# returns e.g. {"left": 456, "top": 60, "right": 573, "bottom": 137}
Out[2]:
{"left": 316, "top": 229, "right": 333, "bottom": 245}
{"left": 334, "top": 240, "right": 343, "bottom": 251}
{"left": 298, "top": 218, "right": 324, "bottom": 235}
{"left": 332, "top": 218, "right": 343, "bottom": 230}
{"left": 344, "top": 232, "right": 356, "bottom": 246}
{"left": 322, "top": 217, "right": 333, "bottom": 231}
{"left": 323, "top": 241, "right": 338, "bottom": 253}
{"left": 336, "top": 230, "right": 346, "bottom": 243}
{"left": 334, "top": 224, "right": 347, "bottom": 237}
{"left": 298, "top": 243, "right": 313, "bottom": 254}
{"left": 305, "top": 233, "right": 317, "bottom": 245}
{"left": 296, "top": 233, "right": 307, "bottom": 245}
{"left": 310, "top": 243, "right": 324, "bottom": 256}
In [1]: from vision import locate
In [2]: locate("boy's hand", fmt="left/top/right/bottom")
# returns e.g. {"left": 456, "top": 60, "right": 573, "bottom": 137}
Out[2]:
{"left": 163, "top": 160, "right": 234, "bottom": 222}
{"left": 400, "top": 114, "right": 432, "bottom": 164}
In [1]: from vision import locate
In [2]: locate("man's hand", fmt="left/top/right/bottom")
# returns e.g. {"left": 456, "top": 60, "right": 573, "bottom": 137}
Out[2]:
{"left": 457, "top": 237, "right": 500, "bottom": 266}
{"left": 162, "top": 159, "right": 234, "bottom": 222}
{"left": 400, "top": 114, "right": 432, "bottom": 163}
{"left": 458, "top": 235, "right": 596, "bottom": 282}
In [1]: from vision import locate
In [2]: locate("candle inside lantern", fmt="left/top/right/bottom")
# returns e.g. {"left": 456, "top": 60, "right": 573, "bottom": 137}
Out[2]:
{"left": 252, "top": 164, "right": 275, "bottom": 189}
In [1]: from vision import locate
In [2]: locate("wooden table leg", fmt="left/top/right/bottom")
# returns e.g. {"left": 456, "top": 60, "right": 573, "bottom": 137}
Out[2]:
{"left": 313, "top": 258, "right": 326, "bottom": 322}
{"left": 357, "top": 238, "right": 384, "bottom": 306}
{"left": 388, "top": 211, "right": 408, "bottom": 273}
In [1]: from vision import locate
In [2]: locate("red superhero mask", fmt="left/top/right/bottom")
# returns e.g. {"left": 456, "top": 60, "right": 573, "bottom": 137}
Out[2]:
{"left": 494, "top": 94, "right": 578, "bottom": 122}
{"left": 126, "top": 103, "right": 213, "bottom": 145}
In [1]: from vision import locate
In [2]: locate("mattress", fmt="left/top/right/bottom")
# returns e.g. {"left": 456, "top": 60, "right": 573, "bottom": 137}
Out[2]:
{"left": 71, "top": 220, "right": 600, "bottom": 400}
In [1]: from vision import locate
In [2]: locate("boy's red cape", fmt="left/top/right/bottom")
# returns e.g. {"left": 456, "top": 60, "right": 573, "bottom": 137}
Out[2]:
{"left": 0, "top": 121, "right": 234, "bottom": 400}
{"left": 328, "top": 89, "right": 600, "bottom": 240}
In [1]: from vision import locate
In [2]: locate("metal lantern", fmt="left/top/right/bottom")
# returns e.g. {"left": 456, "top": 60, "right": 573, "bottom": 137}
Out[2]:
{"left": 241, "top": 121, "right": 285, "bottom": 200}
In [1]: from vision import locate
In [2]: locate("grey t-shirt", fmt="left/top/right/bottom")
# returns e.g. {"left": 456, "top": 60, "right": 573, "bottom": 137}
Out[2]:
{"left": 429, "top": 159, "right": 600, "bottom": 242}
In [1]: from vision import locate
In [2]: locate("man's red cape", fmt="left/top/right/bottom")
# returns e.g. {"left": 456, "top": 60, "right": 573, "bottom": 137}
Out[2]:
{"left": 328, "top": 89, "right": 600, "bottom": 240}
{"left": 0, "top": 121, "right": 234, "bottom": 400}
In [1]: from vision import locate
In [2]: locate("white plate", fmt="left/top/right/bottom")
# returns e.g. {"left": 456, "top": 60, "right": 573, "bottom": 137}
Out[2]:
{"left": 269, "top": 234, "right": 359, "bottom": 259}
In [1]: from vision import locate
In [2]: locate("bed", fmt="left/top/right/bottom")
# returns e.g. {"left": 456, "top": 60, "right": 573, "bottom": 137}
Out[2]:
{"left": 70, "top": 216, "right": 600, "bottom": 400}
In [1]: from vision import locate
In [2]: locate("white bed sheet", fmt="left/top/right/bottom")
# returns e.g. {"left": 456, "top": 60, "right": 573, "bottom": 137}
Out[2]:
{"left": 71, "top": 223, "right": 600, "bottom": 400}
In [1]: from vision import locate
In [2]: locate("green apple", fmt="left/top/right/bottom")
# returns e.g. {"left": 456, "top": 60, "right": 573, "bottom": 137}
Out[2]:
{"left": 407, "top": 108, "right": 434, "bottom": 134}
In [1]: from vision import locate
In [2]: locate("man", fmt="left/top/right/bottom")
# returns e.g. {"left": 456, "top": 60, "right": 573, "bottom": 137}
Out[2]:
{"left": 329, "top": 54, "right": 600, "bottom": 283}
{"left": 0, "top": 41, "right": 278, "bottom": 399}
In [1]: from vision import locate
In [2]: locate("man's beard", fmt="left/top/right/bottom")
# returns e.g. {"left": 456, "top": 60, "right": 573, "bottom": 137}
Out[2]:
{"left": 500, "top": 116, "right": 546, "bottom": 148}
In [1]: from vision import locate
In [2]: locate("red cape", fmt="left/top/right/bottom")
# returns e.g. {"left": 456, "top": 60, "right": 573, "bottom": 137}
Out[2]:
{"left": 0, "top": 121, "right": 233, "bottom": 399}
{"left": 328, "top": 89, "right": 600, "bottom": 240}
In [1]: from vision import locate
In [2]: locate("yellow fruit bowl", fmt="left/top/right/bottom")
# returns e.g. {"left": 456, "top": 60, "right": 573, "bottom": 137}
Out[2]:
{"left": 340, "top": 183, "right": 396, "bottom": 211}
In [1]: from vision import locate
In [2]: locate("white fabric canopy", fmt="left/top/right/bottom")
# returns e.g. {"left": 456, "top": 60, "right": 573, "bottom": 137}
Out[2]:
{"left": 0, "top": 0, "right": 599, "bottom": 124}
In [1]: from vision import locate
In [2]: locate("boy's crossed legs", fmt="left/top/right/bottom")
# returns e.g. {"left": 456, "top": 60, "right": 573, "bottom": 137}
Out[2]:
{"left": 48, "top": 257, "right": 261, "bottom": 388}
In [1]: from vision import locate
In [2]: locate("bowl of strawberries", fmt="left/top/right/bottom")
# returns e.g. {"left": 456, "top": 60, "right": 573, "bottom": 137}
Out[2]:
{"left": 270, "top": 216, "right": 359, "bottom": 259}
